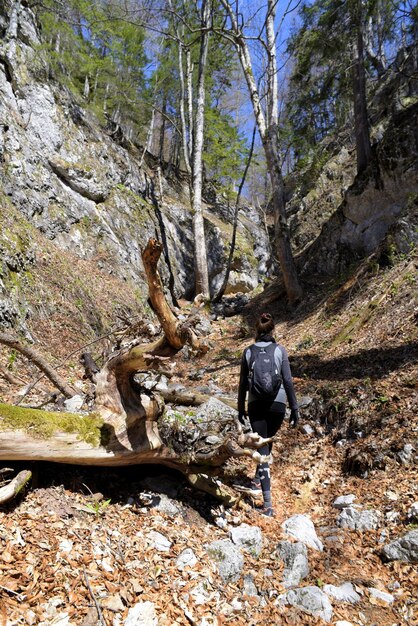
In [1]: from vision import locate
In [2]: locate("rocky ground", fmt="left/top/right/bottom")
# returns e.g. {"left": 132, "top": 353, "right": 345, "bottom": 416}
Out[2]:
{"left": 0, "top": 250, "right": 417, "bottom": 626}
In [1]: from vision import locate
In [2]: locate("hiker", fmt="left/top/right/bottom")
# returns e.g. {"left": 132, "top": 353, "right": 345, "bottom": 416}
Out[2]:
{"left": 237, "top": 312, "right": 299, "bottom": 517}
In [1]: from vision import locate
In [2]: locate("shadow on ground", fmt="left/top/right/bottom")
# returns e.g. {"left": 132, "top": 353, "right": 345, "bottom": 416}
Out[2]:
{"left": 291, "top": 342, "right": 418, "bottom": 381}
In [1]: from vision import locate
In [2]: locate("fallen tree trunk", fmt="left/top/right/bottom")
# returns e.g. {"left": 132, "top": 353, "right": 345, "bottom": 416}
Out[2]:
{"left": 0, "top": 239, "right": 265, "bottom": 487}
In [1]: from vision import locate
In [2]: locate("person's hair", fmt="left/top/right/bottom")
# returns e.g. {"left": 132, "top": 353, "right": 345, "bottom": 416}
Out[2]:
{"left": 255, "top": 312, "right": 275, "bottom": 338}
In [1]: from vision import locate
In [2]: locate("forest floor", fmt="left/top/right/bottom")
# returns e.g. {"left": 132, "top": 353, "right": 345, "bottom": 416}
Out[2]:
{"left": 0, "top": 251, "right": 417, "bottom": 626}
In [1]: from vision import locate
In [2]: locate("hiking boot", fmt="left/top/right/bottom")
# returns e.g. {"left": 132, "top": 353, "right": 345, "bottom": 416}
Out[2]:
{"left": 261, "top": 506, "right": 275, "bottom": 517}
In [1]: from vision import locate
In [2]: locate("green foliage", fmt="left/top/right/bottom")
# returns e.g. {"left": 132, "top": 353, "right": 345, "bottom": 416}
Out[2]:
{"left": 203, "top": 107, "right": 248, "bottom": 187}
{"left": 85, "top": 498, "right": 111, "bottom": 517}
{"left": 36, "top": 0, "right": 150, "bottom": 137}
{"left": 286, "top": 0, "right": 408, "bottom": 164}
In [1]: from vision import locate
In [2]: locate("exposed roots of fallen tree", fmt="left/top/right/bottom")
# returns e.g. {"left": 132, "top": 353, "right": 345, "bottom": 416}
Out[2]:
{"left": 0, "top": 239, "right": 267, "bottom": 503}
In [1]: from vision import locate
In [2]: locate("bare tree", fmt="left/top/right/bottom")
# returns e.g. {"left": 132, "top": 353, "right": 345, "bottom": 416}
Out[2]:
{"left": 217, "top": 0, "right": 303, "bottom": 304}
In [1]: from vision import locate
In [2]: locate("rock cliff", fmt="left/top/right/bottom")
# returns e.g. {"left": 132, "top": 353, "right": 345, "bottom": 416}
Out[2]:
{"left": 0, "top": 3, "right": 270, "bottom": 336}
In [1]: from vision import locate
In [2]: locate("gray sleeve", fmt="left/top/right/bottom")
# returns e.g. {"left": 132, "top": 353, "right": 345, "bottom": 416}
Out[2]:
{"left": 278, "top": 346, "right": 298, "bottom": 410}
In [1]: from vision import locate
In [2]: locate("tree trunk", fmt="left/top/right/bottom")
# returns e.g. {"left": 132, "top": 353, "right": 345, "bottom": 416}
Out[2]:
{"left": 214, "top": 126, "right": 256, "bottom": 302}
{"left": 219, "top": 0, "right": 303, "bottom": 305}
{"left": 191, "top": 0, "right": 211, "bottom": 299}
{"left": 177, "top": 35, "right": 191, "bottom": 174}
{"left": 352, "top": 0, "right": 372, "bottom": 174}
{"left": 0, "top": 240, "right": 266, "bottom": 481}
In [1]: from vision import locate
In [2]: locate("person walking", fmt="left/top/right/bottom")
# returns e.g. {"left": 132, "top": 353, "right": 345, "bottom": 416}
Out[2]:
{"left": 237, "top": 312, "right": 299, "bottom": 517}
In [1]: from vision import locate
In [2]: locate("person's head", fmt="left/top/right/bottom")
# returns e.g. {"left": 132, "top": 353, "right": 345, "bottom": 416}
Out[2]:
{"left": 255, "top": 312, "right": 275, "bottom": 338}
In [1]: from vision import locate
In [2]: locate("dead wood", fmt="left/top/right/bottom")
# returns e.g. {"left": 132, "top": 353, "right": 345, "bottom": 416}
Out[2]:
{"left": 0, "top": 470, "right": 32, "bottom": 505}
{"left": 0, "top": 366, "right": 23, "bottom": 386}
{"left": 0, "top": 332, "right": 75, "bottom": 398}
{"left": 0, "top": 238, "right": 266, "bottom": 498}
{"left": 156, "top": 387, "right": 236, "bottom": 409}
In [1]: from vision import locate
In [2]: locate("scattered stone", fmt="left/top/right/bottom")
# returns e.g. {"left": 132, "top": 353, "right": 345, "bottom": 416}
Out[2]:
{"left": 388, "top": 581, "right": 401, "bottom": 591}
{"left": 385, "top": 510, "right": 400, "bottom": 523}
{"left": 298, "top": 396, "right": 313, "bottom": 408}
{"left": 243, "top": 574, "right": 258, "bottom": 597}
{"left": 190, "top": 581, "right": 214, "bottom": 605}
{"left": 333, "top": 494, "right": 356, "bottom": 509}
{"left": 381, "top": 529, "right": 418, "bottom": 563}
{"left": 150, "top": 494, "right": 181, "bottom": 517}
{"left": 337, "top": 506, "right": 381, "bottom": 531}
{"left": 368, "top": 587, "right": 395, "bottom": 605}
{"left": 124, "top": 601, "right": 158, "bottom": 626}
{"left": 194, "top": 397, "right": 237, "bottom": 425}
{"left": 206, "top": 539, "right": 244, "bottom": 583}
{"left": 63, "top": 394, "right": 85, "bottom": 412}
{"left": 230, "top": 524, "right": 263, "bottom": 557}
{"left": 406, "top": 502, "right": 418, "bottom": 522}
{"left": 323, "top": 582, "right": 361, "bottom": 604}
{"left": 301, "top": 424, "right": 314, "bottom": 436}
{"left": 385, "top": 490, "right": 399, "bottom": 501}
{"left": 146, "top": 531, "right": 172, "bottom": 553}
{"left": 397, "top": 443, "right": 415, "bottom": 465}
{"left": 275, "top": 541, "right": 309, "bottom": 588}
{"left": 176, "top": 548, "right": 197, "bottom": 571}
{"left": 336, "top": 439, "right": 348, "bottom": 447}
{"left": 215, "top": 515, "right": 228, "bottom": 530}
{"left": 284, "top": 586, "right": 333, "bottom": 623}
{"left": 282, "top": 514, "right": 324, "bottom": 551}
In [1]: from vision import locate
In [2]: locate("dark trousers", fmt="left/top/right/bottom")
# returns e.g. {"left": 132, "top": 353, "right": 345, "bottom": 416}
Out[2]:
{"left": 248, "top": 401, "right": 286, "bottom": 505}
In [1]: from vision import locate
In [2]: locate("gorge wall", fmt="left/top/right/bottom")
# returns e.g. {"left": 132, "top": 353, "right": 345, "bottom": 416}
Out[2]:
{"left": 0, "top": 3, "right": 270, "bottom": 338}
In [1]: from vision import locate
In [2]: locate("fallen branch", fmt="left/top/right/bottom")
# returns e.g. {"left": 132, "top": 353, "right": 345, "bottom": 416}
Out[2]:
{"left": 0, "top": 366, "right": 26, "bottom": 386}
{"left": 0, "top": 469, "right": 32, "bottom": 505}
{"left": 83, "top": 568, "right": 106, "bottom": 626}
{"left": 0, "top": 332, "right": 75, "bottom": 398}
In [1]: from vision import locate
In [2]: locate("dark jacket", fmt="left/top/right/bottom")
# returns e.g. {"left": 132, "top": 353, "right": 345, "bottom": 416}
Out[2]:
{"left": 238, "top": 339, "right": 298, "bottom": 415}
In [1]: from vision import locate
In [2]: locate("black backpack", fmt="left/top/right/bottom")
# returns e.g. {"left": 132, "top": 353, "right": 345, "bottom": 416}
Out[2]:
{"left": 248, "top": 343, "right": 282, "bottom": 401}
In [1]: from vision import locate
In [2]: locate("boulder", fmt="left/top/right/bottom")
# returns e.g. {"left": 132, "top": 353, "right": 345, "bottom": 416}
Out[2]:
{"left": 368, "top": 588, "right": 395, "bottom": 605}
{"left": 124, "top": 601, "right": 158, "bottom": 626}
{"left": 230, "top": 524, "right": 263, "bottom": 557}
{"left": 332, "top": 494, "right": 356, "bottom": 510}
{"left": 282, "top": 515, "right": 323, "bottom": 551}
{"left": 337, "top": 506, "right": 381, "bottom": 531}
{"left": 176, "top": 548, "right": 197, "bottom": 571}
{"left": 381, "top": 529, "right": 418, "bottom": 563}
{"left": 275, "top": 541, "right": 309, "bottom": 588}
{"left": 285, "top": 586, "right": 333, "bottom": 623}
{"left": 206, "top": 539, "right": 244, "bottom": 583}
{"left": 323, "top": 582, "right": 361, "bottom": 604}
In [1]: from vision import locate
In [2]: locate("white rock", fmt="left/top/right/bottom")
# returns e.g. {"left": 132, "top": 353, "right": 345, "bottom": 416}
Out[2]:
{"left": 337, "top": 506, "right": 381, "bottom": 531}
{"left": 335, "top": 622, "right": 355, "bottom": 626}
{"left": 368, "top": 588, "right": 395, "bottom": 605}
{"left": 146, "top": 531, "right": 172, "bottom": 553}
{"left": 323, "top": 582, "right": 361, "bottom": 604}
{"left": 333, "top": 494, "right": 356, "bottom": 509}
{"left": 407, "top": 502, "right": 418, "bottom": 522}
{"left": 63, "top": 394, "right": 85, "bottom": 412}
{"left": 285, "top": 586, "right": 333, "bottom": 622}
{"left": 230, "top": 523, "right": 263, "bottom": 557}
{"left": 282, "top": 514, "right": 323, "bottom": 551}
{"left": 124, "top": 601, "right": 158, "bottom": 626}
{"left": 176, "top": 548, "right": 197, "bottom": 571}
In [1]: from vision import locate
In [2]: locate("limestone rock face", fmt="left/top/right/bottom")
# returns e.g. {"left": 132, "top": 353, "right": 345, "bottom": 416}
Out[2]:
{"left": 0, "top": 3, "right": 270, "bottom": 334}
{"left": 303, "top": 101, "right": 418, "bottom": 275}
